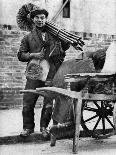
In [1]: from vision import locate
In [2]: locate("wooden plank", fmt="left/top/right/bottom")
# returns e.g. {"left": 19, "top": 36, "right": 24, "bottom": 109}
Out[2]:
{"left": 20, "top": 89, "right": 38, "bottom": 94}
{"left": 20, "top": 87, "right": 81, "bottom": 99}
{"left": 20, "top": 89, "right": 54, "bottom": 98}
{"left": 36, "top": 87, "right": 81, "bottom": 99}
{"left": 73, "top": 96, "right": 82, "bottom": 154}
{"left": 82, "top": 93, "right": 116, "bottom": 101}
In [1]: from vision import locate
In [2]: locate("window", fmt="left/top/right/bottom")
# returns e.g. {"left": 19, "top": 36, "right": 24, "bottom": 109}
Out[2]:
{"left": 83, "top": 32, "right": 87, "bottom": 39}
{"left": 63, "top": 0, "right": 70, "bottom": 18}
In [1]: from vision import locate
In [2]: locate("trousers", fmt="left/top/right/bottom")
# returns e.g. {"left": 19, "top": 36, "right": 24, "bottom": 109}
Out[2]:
{"left": 22, "top": 78, "right": 53, "bottom": 130}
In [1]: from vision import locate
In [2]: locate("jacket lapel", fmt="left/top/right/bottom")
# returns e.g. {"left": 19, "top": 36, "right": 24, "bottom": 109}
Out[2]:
{"left": 31, "top": 28, "right": 56, "bottom": 57}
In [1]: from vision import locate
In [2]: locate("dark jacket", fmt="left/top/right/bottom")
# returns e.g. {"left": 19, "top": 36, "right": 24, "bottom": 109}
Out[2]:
{"left": 17, "top": 27, "right": 69, "bottom": 80}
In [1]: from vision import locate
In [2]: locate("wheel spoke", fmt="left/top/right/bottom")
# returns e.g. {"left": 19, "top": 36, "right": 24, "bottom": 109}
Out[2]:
{"left": 102, "top": 117, "right": 105, "bottom": 135}
{"left": 84, "top": 114, "right": 98, "bottom": 123}
{"left": 105, "top": 116, "right": 115, "bottom": 129}
{"left": 101, "top": 101, "right": 105, "bottom": 109}
{"left": 101, "top": 102, "right": 106, "bottom": 135}
{"left": 93, "top": 101, "right": 101, "bottom": 109}
{"left": 84, "top": 107, "right": 98, "bottom": 112}
{"left": 93, "top": 116, "right": 101, "bottom": 131}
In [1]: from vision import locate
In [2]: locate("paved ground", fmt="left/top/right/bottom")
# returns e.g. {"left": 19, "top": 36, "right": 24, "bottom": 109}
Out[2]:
{"left": 1, "top": 109, "right": 116, "bottom": 155}
{"left": 0, "top": 108, "right": 43, "bottom": 137}
{"left": 1, "top": 136, "right": 116, "bottom": 155}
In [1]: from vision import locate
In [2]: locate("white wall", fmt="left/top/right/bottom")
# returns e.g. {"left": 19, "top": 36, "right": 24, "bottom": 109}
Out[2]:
{"left": 46, "top": 0, "right": 116, "bottom": 35}
{"left": 1, "top": 0, "right": 116, "bottom": 35}
{"left": 0, "top": 0, "right": 33, "bottom": 25}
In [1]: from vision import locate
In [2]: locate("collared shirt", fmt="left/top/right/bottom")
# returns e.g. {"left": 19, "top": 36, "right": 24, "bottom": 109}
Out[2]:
{"left": 42, "top": 32, "right": 46, "bottom": 41}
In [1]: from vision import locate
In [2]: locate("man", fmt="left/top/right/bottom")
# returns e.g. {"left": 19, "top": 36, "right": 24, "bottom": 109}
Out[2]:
{"left": 17, "top": 7, "right": 69, "bottom": 137}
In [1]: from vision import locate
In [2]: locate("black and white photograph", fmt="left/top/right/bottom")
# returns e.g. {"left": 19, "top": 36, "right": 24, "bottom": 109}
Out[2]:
{"left": 0, "top": 0, "right": 116, "bottom": 154}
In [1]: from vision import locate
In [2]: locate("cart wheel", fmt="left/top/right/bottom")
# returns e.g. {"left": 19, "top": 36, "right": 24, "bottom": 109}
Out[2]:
{"left": 113, "top": 103, "right": 116, "bottom": 131}
{"left": 81, "top": 100, "right": 115, "bottom": 138}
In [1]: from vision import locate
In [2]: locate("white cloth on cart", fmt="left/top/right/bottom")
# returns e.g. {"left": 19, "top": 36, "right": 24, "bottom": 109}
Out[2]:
{"left": 101, "top": 41, "right": 116, "bottom": 73}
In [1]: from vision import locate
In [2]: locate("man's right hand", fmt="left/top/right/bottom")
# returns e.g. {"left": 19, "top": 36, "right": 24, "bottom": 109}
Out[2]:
{"left": 30, "top": 49, "right": 45, "bottom": 60}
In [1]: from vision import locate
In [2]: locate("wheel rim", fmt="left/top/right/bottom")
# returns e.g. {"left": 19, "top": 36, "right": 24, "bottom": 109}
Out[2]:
{"left": 81, "top": 100, "right": 114, "bottom": 138}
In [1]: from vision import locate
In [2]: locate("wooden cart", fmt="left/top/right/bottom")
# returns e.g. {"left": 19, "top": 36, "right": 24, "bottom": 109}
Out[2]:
{"left": 21, "top": 73, "right": 116, "bottom": 154}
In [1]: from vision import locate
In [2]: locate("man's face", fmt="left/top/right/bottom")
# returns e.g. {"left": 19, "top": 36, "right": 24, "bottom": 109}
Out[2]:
{"left": 33, "top": 14, "right": 47, "bottom": 28}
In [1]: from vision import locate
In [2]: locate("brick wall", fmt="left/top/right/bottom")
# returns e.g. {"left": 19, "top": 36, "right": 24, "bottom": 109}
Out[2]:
{"left": 0, "top": 29, "right": 43, "bottom": 109}
{"left": 0, "top": 28, "right": 116, "bottom": 109}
